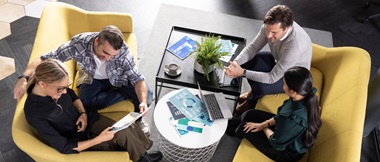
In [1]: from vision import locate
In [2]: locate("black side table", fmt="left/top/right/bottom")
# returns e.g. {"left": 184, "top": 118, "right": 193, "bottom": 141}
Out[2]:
{"left": 155, "top": 26, "right": 246, "bottom": 108}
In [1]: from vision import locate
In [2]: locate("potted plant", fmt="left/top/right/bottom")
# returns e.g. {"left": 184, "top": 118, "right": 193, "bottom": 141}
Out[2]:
{"left": 192, "top": 34, "right": 228, "bottom": 81}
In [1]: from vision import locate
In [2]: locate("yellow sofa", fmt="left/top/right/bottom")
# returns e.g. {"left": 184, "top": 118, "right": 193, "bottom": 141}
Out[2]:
{"left": 12, "top": 2, "right": 137, "bottom": 162}
{"left": 233, "top": 44, "right": 371, "bottom": 162}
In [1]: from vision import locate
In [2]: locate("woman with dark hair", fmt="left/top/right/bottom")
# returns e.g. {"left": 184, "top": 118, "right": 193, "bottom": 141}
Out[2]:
{"left": 227, "top": 66, "right": 322, "bottom": 161}
{"left": 24, "top": 59, "right": 162, "bottom": 162}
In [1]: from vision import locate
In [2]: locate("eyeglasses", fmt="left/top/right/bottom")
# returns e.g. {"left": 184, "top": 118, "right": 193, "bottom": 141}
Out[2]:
{"left": 48, "top": 82, "right": 72, "bottom": 93}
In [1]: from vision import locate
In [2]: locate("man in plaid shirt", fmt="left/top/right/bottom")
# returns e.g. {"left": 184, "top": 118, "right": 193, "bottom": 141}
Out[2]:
{"left": 14, "top": 26, "right": 153, "bottom": 135}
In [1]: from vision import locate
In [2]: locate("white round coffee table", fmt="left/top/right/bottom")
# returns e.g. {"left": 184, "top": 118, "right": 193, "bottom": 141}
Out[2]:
{"left": 154, "top": 88, "right": 228, "bottom": 162}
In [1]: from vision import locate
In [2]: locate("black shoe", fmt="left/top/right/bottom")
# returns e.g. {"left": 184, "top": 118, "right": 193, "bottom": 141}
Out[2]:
{"left": 138, "top": 151, "right": 163, "bottom": 162}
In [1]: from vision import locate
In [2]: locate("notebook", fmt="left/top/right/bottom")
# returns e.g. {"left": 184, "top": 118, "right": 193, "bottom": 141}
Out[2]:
{"left": 197, "top": 82, "right": 233, "bottom": 120}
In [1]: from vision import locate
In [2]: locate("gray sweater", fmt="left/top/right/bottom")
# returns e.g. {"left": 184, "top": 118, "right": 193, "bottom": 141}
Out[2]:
{"left": 235, "top": 22, "right": 312, "bottom": 84}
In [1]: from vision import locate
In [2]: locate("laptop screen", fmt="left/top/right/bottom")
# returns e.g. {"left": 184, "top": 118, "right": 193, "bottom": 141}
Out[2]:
{"left": 197, "top": 82, "right": 207, "bottom": 105}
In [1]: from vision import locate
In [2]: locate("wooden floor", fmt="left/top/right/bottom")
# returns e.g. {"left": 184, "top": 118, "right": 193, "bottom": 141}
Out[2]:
{"left": 1, "top": 0, "right": 379, "bottom": 161}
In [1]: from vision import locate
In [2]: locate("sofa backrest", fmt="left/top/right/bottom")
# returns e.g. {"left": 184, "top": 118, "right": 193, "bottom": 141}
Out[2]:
{"left": 303, "top": 44, "right": 371, "bottom": 162}
{"left": 29, "top": 2, "right": 137, "bottom": 88}
{"left": 241, "top": 44, "right": 371, "bottom": 162}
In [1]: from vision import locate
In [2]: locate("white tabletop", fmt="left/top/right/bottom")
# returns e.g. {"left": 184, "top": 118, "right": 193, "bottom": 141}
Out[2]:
{"left": 154, "top": 88, "right": 228, "bottom": 149}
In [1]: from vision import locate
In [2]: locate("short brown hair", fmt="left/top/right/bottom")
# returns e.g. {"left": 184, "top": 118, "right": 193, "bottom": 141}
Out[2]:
{"left": 98, "top": 25, "right": 124, "bottom": 50}
{"left": 263, "top": 5, "right": 293, "bottom": 30}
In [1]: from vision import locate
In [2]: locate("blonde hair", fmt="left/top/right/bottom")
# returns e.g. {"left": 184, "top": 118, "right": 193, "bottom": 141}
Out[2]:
{"left": 29, "top": 59, "right": 69, "bottom": 85}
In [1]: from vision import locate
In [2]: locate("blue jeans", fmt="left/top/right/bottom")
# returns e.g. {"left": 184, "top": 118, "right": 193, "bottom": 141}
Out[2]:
{"left": 240, "top": 51, "right": 284, "bottom": 107}
{"left": 78, "top": 79, "right": 153, "bottom": 113}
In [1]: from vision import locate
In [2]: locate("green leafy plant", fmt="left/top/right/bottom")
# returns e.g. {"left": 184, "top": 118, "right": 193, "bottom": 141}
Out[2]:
{"left": 192, "top": 34, "right": 228, "bottom": 81}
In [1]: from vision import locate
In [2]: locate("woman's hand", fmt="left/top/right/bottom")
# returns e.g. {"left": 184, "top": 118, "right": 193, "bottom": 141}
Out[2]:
{"left": 97, "top": 127, "right": 117, "bottom": 142}
{"left": 76, "top": 113, "right": 87, "bottom": 132}
{"left": 75, "top": 127, "right": 116, "bottom": 152}
{"left": 243, "top": 122, "right": 267, "bottom": 133}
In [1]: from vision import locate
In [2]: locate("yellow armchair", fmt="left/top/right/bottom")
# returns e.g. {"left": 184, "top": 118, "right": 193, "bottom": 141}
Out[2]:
{"left": 233, "top": 44, "right": 371, "bottom": 162}
{"left": 12, "top": 2, "right": 137, "bottom": 162}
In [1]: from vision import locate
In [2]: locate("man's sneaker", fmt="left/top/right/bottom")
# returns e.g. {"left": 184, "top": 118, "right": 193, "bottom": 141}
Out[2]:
{"left": 137, "top": 151, "right": 163, "bottom": 162}
{"left": 137, "top": 119, "right": 150, "bottom": 136}
{"left": 235, "top": 100, "right": 253, "bottom": 116}
{"left": 238, "top": 90, "right": 252, "bottom": 104}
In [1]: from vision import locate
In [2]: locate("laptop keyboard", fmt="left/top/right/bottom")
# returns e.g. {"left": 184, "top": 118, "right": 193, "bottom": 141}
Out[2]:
{"left": 204, "top": 94, "right": 224, "bottom": 119}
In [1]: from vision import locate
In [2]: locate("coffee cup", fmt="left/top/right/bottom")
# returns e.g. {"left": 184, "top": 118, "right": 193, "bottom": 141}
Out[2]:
{"left": 165, "top": 63, "right": 179, "bottom": 75}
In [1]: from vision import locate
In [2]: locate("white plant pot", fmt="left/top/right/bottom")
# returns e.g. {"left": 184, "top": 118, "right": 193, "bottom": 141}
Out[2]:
{"left": 194, "top": 61, "right": 215, "bottom": 74}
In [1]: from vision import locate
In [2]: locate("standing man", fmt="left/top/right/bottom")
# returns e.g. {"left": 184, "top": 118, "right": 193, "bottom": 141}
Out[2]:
{"left": 14, "top": 25, "right": 153, "bottom": 135}
{"left": 225, "top": 5, "right": 312, "bottom": 115}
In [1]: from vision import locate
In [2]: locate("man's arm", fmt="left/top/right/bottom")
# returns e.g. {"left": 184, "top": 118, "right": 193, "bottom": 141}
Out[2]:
{"left": 234, "top": 24, "right": 268, "bottom": 65}
{"left": 14, "top": 34, "right": 89, "bottom": 100}
{"left": 13, "top": 57, "right": 43, "bottom": 100}
{"left": 134, "top": 80, "right": 148, "bottom": 114}
{"left": 224, "top": 25, "right": 267, "bottom": 79}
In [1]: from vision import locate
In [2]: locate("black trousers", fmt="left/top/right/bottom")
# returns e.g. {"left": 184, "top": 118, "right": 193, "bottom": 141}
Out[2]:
{"left": 235, "top": 109, "right": 304, "bottom": 162}
{"left": 240, "top": 51, "right": 284, "bottom": 107}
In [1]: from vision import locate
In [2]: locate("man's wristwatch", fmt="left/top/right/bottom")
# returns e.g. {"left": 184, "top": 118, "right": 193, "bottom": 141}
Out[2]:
{"left": 18, "top": 73, "right": 29, "bottom": 81}
{"left": 242, "top": 69, "right": 246, "bottom": 77}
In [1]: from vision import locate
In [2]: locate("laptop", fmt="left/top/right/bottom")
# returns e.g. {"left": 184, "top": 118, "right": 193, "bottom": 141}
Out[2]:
{"left": 197, "top": 82, "right": 233, "bottom": 120}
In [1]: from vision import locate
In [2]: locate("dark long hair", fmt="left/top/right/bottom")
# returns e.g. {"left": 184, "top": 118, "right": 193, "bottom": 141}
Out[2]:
{"left": 284, "top": 66, "right": 322, "bottom": 148}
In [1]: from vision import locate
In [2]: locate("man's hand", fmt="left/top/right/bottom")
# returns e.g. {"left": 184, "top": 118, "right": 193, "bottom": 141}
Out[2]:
{"left": 14, "top": 78, "right": 28, "bottom": 100}
{"left": 224, "top": 61, "right": 244, "bottom": 78}
{"left": 14, "top": 58, "right": 43, "bottom": 100}
{"left": 76, "top": 113, "right": 88, "bottom": 132}
{"left": 139, "top": 102, "right": 148, "bottom": 116}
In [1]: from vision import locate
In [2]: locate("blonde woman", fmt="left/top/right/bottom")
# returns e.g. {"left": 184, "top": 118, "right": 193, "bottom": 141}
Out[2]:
{"left": 24, "top": 59, "right": 162, "bottom": 162}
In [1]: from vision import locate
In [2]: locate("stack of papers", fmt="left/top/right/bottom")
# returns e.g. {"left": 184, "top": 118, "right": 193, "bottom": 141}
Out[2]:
{"left": 167, "top": 88, "right": 214, "bottom": 137}
{"left": 217, "top": 39, "right": 239, "bottom": 63}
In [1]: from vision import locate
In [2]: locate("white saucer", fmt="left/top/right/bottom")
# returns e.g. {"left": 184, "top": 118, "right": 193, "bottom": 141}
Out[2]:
{"left": 164, "top": 65, "right": 182, "bottom": 77}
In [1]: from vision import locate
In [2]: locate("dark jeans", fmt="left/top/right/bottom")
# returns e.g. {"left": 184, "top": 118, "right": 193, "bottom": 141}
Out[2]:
{"left": 240, "top": 51, "right": 284, "bottom": 107}
{"left": 78, "top": 79, "right": 153, "bottom": 113}
{"left": 235, "top": 109, "right": 304, "bottom": 162}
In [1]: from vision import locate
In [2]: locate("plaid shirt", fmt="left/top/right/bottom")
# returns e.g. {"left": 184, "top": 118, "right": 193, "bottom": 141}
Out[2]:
{"left": 41, "top": 32, "right": 144, "bottom": 87}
